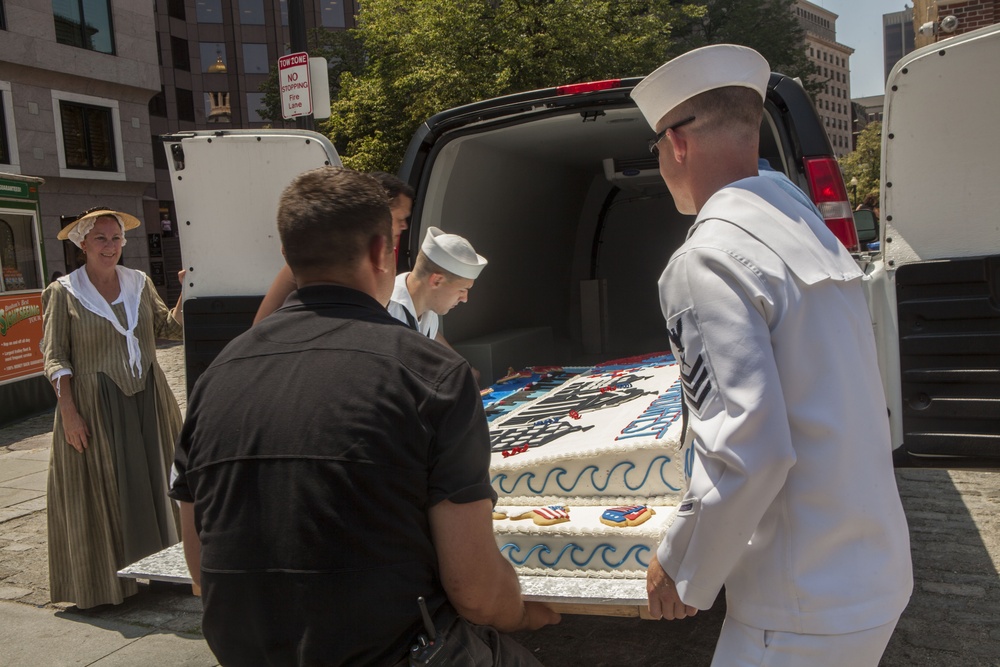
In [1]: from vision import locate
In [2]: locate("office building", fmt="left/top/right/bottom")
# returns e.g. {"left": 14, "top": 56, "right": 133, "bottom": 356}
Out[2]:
{"left": 884, "top": 7, "right": 916, "bottom": 82}
{"left": 794, "top": 0, "right": 855, "bottom": 157}
{"left": 0, "top": 1, "right": 160, "bottom": 277}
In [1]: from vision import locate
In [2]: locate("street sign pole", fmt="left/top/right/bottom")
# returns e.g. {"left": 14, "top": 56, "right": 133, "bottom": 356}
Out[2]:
{"left": 287, "top": 0, "right": 313, "bottom": 130}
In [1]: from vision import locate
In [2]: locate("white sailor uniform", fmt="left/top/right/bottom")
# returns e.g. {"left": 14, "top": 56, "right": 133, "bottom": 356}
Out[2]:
{"left": 656, "top": 176, "right": 912, "bottom": 641}
{"left": 387, "top": 272, "right": 439, "bottom": 339}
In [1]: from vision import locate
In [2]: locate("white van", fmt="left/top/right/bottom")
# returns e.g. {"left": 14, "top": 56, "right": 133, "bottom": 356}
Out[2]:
{"left": 166, "top": 23, "right": 1000, "bottom": 472}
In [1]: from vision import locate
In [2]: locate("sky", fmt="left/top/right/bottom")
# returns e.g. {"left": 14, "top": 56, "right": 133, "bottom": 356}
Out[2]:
{"left": 809, "top": 0, "right": 914, "bottom": 98}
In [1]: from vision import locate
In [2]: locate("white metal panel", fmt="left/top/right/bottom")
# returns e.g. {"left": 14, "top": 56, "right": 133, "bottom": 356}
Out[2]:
{"left": 166, "top": 130, "right": 340, "bottom": 299}
{"left": 883, "top": 24, "right": 1000, "bottom": 266}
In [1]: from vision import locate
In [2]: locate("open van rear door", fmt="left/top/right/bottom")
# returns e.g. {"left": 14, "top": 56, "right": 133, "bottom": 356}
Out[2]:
{"left": 163, "top": 130, "right": 341, "bottom": 394}
{"left": 879, "top": 24, "right": 1000, "bottom": 459}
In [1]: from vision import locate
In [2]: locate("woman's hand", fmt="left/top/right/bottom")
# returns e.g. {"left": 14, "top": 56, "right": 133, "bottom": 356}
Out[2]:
{"left": 60, "top": 407, "right": 90, "bottom": 453}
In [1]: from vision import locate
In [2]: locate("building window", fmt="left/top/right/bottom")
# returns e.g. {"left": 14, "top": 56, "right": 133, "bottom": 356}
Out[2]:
{"left": 239, "top": 0, "right": 265, "bottom": 24}
{"left": 320, "top": 0, "right": 346, "bottom": 28}
{"left": 176, "top": 88, "right": 196, "bottom": 122}
{"left": 1, "top": 0, "right": 6, "bottom": 30}
{"left": 171, "top": 36, "right": 191, "bottom": 71}
{"left": 246, "top": 93, "right": 266, "bottom": 123}
{"left": 0, "top": 94, "right": 9, "bottom": 166}
{"left": 52, "top": 0, "right": 115, "bottom": 54}
{"left": 149, "top": 87, "right": 168, "bottom": 118}
{"left": 167, "top": 0, "right": 185, "bottom": 20}
{"left": 0, "top": 83, "right": 16, "bottom": 169}
{"left": 242, "top": 44, "right": 270, "bottom": 74}
{"left": 152, "top": 136, "right": 168, "bottom": 170}
{"left": 54, "top": 94, "right": 121, "bottom": 175}
{"left": 196, "top": 0, "right": 223, "bottom": 23}
{"left": 1, "top": 215, "right": 44, "bottom": 293}
{"left": 200, "top": 42, "right": 228, "bottom": 72}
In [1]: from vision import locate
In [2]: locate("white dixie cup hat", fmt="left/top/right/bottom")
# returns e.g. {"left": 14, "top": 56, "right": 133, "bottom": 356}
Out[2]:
{"left": 420, "top": 227, "right": 488, "bottom": 280}
{"left": 630, "top": 44, "right": 771, "bottom": 130}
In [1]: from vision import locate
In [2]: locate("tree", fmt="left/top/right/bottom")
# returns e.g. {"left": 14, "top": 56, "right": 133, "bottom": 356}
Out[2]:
{"left": 287, "top": 0, "right": 821, "bottom": 171}
{"left": 323, "top": 0, "right": 703, "bottom": 171}
{"left": 839, "top": 121, "right": 881, "bottom": 204}
{"left": 669, "top": 0, "right": 821, "bottom": 96}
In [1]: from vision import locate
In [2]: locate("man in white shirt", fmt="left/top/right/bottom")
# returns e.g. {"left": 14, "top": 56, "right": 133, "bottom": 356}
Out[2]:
{"left": 631, "top": 45, "right": 912, "bottom": 666}
{"left": 388, "top": 226, "right": 487, "bottom": 355}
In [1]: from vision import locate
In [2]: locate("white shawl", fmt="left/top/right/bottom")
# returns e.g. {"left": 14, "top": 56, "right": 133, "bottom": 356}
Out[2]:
{"left": 58, "top": 266, "right": 147, "bottom": 378}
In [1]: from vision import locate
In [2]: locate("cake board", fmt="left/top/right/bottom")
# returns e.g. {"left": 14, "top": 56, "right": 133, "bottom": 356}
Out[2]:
{"left": 118, "top": 543, "right": 654, "bottom": 618}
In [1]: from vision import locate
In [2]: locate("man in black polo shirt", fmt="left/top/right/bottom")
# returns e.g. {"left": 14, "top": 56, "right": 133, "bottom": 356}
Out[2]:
{"left": 169, "top": 167, "right": 559, "bottom": 666}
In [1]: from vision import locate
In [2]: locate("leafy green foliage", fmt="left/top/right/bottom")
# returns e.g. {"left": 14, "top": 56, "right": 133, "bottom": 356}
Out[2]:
{"left": 324, "top": 0, "right": 702, "bottom": 171}
{"left": 256, "top": 0, "right": 822, "bottom": 171}
{"left": 839, "top": 121, "right": 882, "bottom": 204}
{"left": 670, "top": 0, "right": 820, "bottom": 96}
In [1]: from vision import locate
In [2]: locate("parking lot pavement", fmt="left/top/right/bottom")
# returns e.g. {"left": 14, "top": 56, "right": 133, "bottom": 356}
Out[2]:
{"left": 1, "top": 341, "right": 999, "bottom": 665}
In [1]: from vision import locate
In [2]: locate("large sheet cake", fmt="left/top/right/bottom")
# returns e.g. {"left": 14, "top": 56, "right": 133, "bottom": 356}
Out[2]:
{"left": 484, "top": 353, "right": 690, "bottom": 578}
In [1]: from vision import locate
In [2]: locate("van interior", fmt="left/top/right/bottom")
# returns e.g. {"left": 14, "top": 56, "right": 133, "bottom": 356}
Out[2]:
{"left": 412, "top": 104, "right": 789, "bottom": 383}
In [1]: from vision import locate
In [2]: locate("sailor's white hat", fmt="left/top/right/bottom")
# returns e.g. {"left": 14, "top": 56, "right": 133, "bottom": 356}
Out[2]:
{"left": 631, "top": 44, "right": 770, "bottom": 129}
{"left": 421, "top": 227, "right": 488, "bottom": 280}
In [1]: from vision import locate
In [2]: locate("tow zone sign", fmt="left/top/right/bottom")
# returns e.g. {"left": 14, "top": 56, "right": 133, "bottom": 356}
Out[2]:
{"left": 278, "top": 52, "right": 312, "bottom": 119}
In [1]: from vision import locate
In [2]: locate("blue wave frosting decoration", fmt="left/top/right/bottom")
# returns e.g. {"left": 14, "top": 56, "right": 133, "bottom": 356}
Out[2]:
{"left": 501, "top": 543, "right": 651, "bottom": 569}
{"left": 492, "top": 456, "right": 680, "bottom": 495}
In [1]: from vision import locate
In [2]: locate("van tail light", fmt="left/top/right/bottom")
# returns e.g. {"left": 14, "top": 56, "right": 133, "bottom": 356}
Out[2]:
{"left": 556, "top": 79, "right": 622, "bottom": 95}
{"left": 803, "top": 156, "right": 859, "bottom": 252}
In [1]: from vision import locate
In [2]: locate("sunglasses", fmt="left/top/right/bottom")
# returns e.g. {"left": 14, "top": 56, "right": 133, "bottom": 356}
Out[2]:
{"left": 648, "top": 116, "right": 697, "bottom": 156}
{"left": 59, "top": 206, "right": 112, "bottom": 226}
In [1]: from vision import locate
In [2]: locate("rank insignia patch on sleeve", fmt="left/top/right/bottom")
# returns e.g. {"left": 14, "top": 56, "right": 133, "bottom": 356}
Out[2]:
{"left": 667, "top": 314, "right": 716, "bottom": 419}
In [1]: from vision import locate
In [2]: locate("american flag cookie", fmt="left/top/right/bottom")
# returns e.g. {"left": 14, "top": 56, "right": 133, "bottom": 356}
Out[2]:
{"left": 599, "top": 505, "right": 655, "bottom": 527}
{"left": 509, "top": 505, "right": 571, "bottom": 526}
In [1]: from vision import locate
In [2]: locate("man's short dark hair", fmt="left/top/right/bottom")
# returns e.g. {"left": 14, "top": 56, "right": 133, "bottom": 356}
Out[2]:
{"left": 370, "top": 172, "right": 415, "bottom": 203}
{"left": 683, "top": 86, "right": 763, "bottom": 143}
{"left": 412, "top": 251, "right": 461, "bottom": 282}
{"left": 277, "top": 167, "right": 391, "bottom": 274}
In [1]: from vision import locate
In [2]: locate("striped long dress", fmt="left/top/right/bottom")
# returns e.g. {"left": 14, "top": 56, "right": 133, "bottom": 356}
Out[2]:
{"left": 42, "top": 270, "right": 183, "bottom": 609}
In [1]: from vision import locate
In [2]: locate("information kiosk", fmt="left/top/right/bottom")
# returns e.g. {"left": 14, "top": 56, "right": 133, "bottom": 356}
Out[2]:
{"left": 0, "top": 173, "right": 52, "bottom": 426}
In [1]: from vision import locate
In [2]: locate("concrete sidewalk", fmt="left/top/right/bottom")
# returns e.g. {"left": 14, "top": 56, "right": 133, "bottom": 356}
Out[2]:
{"left": 0, "top": 599, "right": 217, "bottom": 666}
{"left": 0, "top": 448, "right": 216, "bottom": 666}
{"left": 3, "top": 342, "right": 1000, "bottom": 666}
{"left": 0, "top": 343, "right": 216, "bottom": 666}
{"left": 0, "top": 441, "right": 218, "bottom": 665}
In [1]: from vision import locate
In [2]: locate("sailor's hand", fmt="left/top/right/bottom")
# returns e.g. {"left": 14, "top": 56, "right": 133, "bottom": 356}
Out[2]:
{"left": 646, "top": 556, "right": 697, "bottom": 620}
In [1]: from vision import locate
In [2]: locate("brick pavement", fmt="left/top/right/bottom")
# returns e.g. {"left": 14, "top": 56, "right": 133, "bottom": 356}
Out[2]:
{"left": 1, "top": 341, "right": 999, "bottom": 665}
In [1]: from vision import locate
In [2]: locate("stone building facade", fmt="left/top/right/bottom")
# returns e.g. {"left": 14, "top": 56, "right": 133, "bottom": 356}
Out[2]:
{"left": 0, "top": 0, "right": 160, "bottom": 277}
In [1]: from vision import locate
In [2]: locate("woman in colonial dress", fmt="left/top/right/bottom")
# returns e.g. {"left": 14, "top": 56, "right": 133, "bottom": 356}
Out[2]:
{"left": 42, "top": 207, "right": 185, "bottom": 609}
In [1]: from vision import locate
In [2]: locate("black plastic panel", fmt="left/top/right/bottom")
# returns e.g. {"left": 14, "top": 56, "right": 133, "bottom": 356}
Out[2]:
{"left": 183, "top": 295, "right": 262, "bottom": 396}
{"left": 896, "top": 255, "right": 1000, "bottom": 458}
